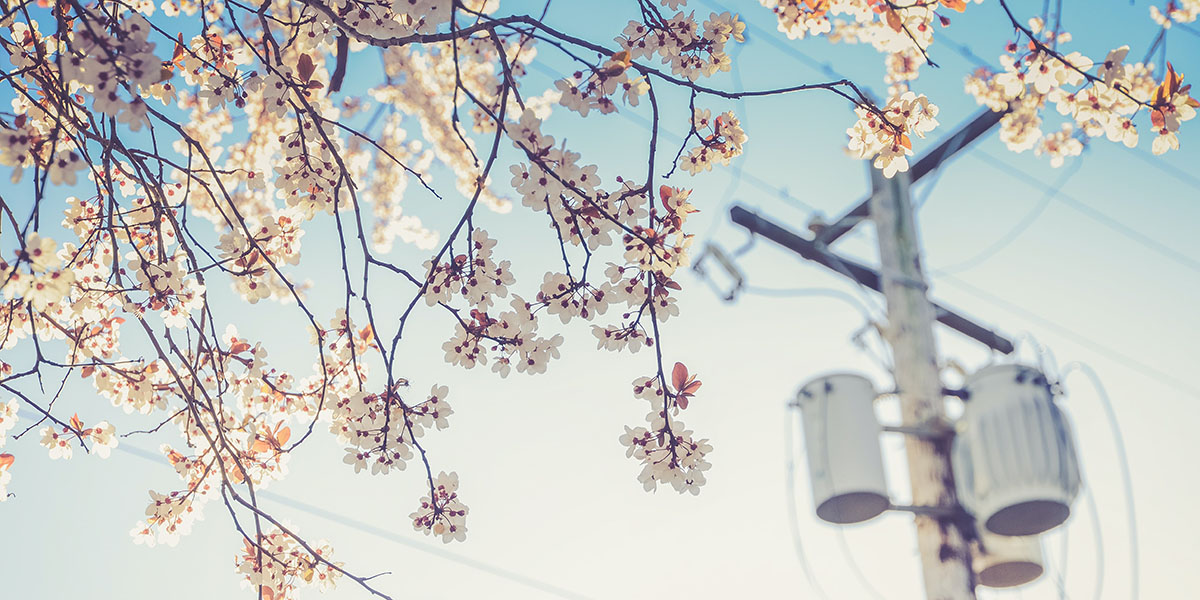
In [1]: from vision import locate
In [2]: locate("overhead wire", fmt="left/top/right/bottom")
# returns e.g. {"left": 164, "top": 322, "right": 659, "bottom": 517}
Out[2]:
{"left": 741, "top": 285, "right": 894, "bottom": 371}
{"left": 924, "top": 28, "right": 1200, "bottom": 277}
{"left": 935, "top": 156, "right": 1085, "bottom": 274}
{"left": 700, "top": 41, "right": 751, "bottom": 244}
{"left": 13, "top": 412, "right": 595, "bottom": 600}
{"left": 695, "top": 0, "right": 866, "bottom": 89}
{"left": 911, "top": 157, "right": 948, "bottom": 211}
{"left": 935, "top": 272, "right": 1200, "bottom": 399}
{"left": 836, "top": 528, "right": 888, "bottom": 600}
{"left": 936, "top": 29, "right": 1200, "bottom": 198}
{"left": 1058, "top": 362, "right": 1140, "bottom": 600}
{"left": 783, "top": 406, "right": 831, "bottom": 600}
{"left": 1082, "top": 483, "right": 1105, "bottom": 600}
{"left": 657, "top": 9, "right": 1155, "bottom": 600}
{"left": 968, "top": 148, "right": 1200, "bottom": 276}
{"left": 521, "top": 48, "right": 821, "bottom": 215}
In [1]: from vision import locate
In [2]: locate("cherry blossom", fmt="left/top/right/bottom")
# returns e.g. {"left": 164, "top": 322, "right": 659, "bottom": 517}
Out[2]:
{"left": 409, "top": 471, "right": 469, "bottom": 543}
{"left": 0, "top": 0, "right": 1185, "bottom": 596}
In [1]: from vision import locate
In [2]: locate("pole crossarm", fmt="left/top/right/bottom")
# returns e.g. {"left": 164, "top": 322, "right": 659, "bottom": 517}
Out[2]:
{"left": 728, "top": 205, "right": 1015, "bottom": 354}
{"left": 814, "top": 109, "right": 1009, "bottom": 246}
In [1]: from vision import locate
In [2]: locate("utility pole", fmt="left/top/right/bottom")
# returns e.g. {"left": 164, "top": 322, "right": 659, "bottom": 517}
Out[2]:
{"left": 723, "top": 110, "right": 1016, "bottom": 600}
{"left": 869, "top": 167, "right": 975, "bottom": 600}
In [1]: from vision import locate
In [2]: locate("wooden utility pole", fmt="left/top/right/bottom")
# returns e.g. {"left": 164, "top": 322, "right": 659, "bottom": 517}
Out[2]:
{"left": 868, "top": 166, "right": 975, "bottom": 600}
{"left": 727, "top": 110, "right": 1013, "bottom": 599}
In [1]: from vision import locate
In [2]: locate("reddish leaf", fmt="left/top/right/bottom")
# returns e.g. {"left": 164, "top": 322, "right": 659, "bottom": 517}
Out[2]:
{"left": 885, "top": 9, "right": 903, "bottom": 33}
{"left": 69, "top": 413, "right": 84, "bottom": 431}
{"left": 658, "top": 184, "right": 673, "bottom": 203}
{"left": 1151, "top": 109, "right": 1165, "bottom": 129}
{"left": 230, "top": 340, "right": 251, "bottom": 354}
{"left": 676, "top": 395, "right": 689, "bottom": 410}
{"left": 275, "top": 426, "right": 291, "bottom": 447}
{"left": 940, "top": 0, "right": 966, "bottom": 12}
{"left": 297, "top": 53, "right": 316, "bottom": 83}
{"left": 671, "top": 362, "right": 688, "bottom": 391}
{"left": 682, "top": 381, "right": 703, "bottom": 395}
{"left": 0, "top": 453, "right": 13, "bottom": 470}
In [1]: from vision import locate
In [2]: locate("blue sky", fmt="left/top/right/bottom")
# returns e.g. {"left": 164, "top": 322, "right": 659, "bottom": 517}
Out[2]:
{"left": 2, "top": 0, "right": 1199, "bottom": 598}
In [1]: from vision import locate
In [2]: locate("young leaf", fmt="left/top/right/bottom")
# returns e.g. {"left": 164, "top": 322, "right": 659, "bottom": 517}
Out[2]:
{"left": 672, "top": 362, "right": 688, "bottom": 391}
{"left": 297, "top": 53, "right": 316, "bottom": 83}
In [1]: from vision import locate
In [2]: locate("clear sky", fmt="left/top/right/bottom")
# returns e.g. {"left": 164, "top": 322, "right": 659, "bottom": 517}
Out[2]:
{"left": 2, "top": 1, "right": 1199, "bottom": 599}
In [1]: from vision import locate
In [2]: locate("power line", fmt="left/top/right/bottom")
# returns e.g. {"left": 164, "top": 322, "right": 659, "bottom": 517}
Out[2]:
{"left": 969, "top": 149, "right": 1200, "bottom": 276}
{"left": 933, "top": 273, "right": 1200, "bottom": 399}
{"left": 701, "top": 41, "right": 751, "bottom": 243}
{"left": 742, "top": 285, "right": 875, "bottom": 321}
{"left": 935, "top": 156, "right": 1084, "bottom": 274}
{"left": 936, "top": 30, "right": 1200, "bottom": 198}
{"left": 696, "top": 0, "right": 847, "bottom": 80}
{"left": 13, "top": 415, "right": 594, "bottom": 600}
{"left": 260, "top": 493, "right": 594, "bottom": 600}
{"left": 521, "top": 57, "right": 821, "bottom": 215}
{"left": 783, "top": 407, "right": 831, "bottom": 600}
{"left": 836, "top": 528, "right": 888, "bottom": 600}
{"left": 1059, "top": 362, "right": 1140, "bottom": 600}
{"left": 1116, "top": 143, "right": 1200, "bottom": 191}
{"left": 740, "top": 284, "right": 894, "bottom": 370}
{"left": 1082, "top": 483, "right": 1105, "bottom": 600}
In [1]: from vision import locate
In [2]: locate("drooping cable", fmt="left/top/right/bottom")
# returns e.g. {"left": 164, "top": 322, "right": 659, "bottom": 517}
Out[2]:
{"left": 742, "top": 285, "right": 894, "bottom": 371}
{"left": 1058, "top": 362, "right": 1140, "bottom": 600}
{"left": 783, "top": 406, "right": 831, "bottom": 600}
{"left": 836, "top": 528, "right": 888, "bottom": 600}
{"left": 936, "top": 272, "right": 1200, "bottom": 399}
{"left": 935, "top": 157, "right": 1084, "bottom": 274}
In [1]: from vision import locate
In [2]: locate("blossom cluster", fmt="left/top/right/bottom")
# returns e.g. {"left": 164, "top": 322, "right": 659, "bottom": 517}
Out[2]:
{"left": 0, "top": 399, "right": 16, "bottom": 449}
{"left": 618, "top": 368, "right": 711, "bottom": 495}
{"left": 0, "top": 0, "right": 1184, "bottom": 596}
{"left": 555, "top": 50, "right": 648, "bottom": 116}
{"left": 0, "top": 233, "right": 78, "bottom": 312}
{"left": 0, "top": 400, "right": 15, "bottom": 501}
{"left": 0, "top": 452, "right": 11, "bottom": 502}
{"left": 38, "top": 415, "right": 118, "bottom": 460}
{"left": 680, "top": 109, "right": 748, "bottom": 175}
{"left": 964, "top": 18, "right": 1197, "bottom": 159}
{"left": 846, "top": 91, "right": 941, "bottom": 177}
{"left": 1150, "top": 0, "right": 1200, "bottom": 28}
{"left": 236, "top": 528, "right": 342, "bottom": 600}
{"left": 615, "top": 10, "right": 746, "bottom": 82}
{"left": 330, "top": 383, "right": 452, "bottom": 476}
{"left": 409, "top": 471, "right": 470, "bottom": 543}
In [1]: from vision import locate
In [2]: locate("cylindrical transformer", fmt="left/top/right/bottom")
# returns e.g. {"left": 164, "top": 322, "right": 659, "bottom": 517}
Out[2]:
{"left": 953, "top": 364, "right": 1082, "bottom": 536}
{"left": 796, "top": 373, "right": 889, "bottom": 524}
{"left": 973, "top": 529, "right": 1045, "bottom": 588}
